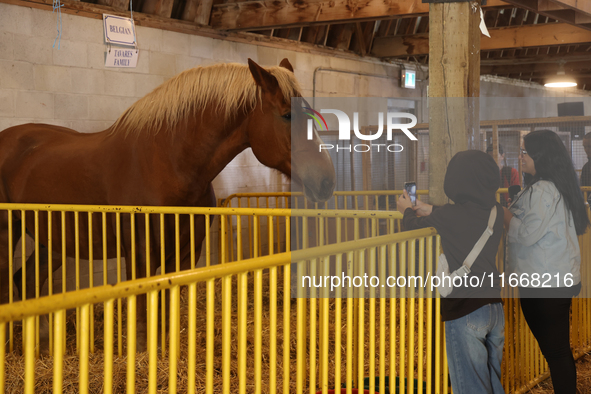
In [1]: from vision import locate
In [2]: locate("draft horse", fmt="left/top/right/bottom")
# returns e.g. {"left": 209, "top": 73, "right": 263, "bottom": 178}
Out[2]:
{"left": 0, "top": 58, "right": 336, "bottom": 352}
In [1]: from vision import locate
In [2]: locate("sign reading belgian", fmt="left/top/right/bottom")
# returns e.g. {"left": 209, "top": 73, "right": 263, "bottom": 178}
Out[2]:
{"left": 103, "top": 14, "right": 136, "bottom": 46}
{"left": 103, "top": 14, "right": 139, "bottom": 68}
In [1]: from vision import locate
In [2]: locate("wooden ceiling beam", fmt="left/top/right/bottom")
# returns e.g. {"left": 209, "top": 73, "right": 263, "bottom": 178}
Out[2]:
{"left": 181, "top": 0, "right": 199, "bottom": 21}
{"left": 210, "top": 0, "right": 510, "bottom": 31}
{"left": 181, "top": 0, "right": 213, "bottom": 24}
{"left": 141, "top": 0, "right": 174, "bottom": 18}
{"left": 480, "top": 51, "right": 591, "bottom": 65}
{"left": 375, "top": 19, "right": 392, "bottom": 37}
{"left": 97, "top": 0, "right": 128, "bottom": 11}
{"left": 547, "top": 0, "right": 591, "bottom": 17}
{"left": 538, "top": 0, "right": 568, "bottom": 11}
{"left": 364, "top": 21, "right": 377, "bottom": 53}
{"left": 154, "top": 0, "right": 174, "bottom": 18}
{"left": 195, "top": 0, "right": 214, "bottom": 26}
{"left": 481, "top": 60, "right": 591, "bottom": 74}
{"left": 354, "top": 22, "right": 367, "bottom": 56}
{"left": 503, "top": 0, "right": 591, "bottom": 28}
{"left": 326, "top": 23, "right": 354, "bottom": 50}
{"left": 0, "top": 0, "right": 384, "bottom": 63}
{"left": 301, "top": 26, "right": 321, "bottom": 44}
{"left": 510, "top": 72, "right": 591, "bottom": 79}
{"left": 371, "top": 22, "right": 591, "bottom": 58}
{"left": 575, "top": 14, "right": 591, "bottom": 24}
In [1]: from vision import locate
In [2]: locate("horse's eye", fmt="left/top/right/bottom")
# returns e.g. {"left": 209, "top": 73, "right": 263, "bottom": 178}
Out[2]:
{"left": 282, "top": 113, "right": 292, "bottom": 121}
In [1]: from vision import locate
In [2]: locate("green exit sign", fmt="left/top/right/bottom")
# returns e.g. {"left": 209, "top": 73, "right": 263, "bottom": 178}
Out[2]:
{"left": 402, "top": 70, "right": 416, "bottom": 89}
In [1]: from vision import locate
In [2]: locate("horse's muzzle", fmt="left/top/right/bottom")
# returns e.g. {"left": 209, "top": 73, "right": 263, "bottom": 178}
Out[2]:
{"left": 305, "top": 177, "right": 335, "bottom": 203}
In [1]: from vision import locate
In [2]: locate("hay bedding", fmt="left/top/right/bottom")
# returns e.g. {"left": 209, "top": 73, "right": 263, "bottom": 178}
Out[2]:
{"left": 5, "top": 269, "right": 590, "bottom": 393}
{"left": 4, "top": 269, "right": 425, "bottom": 393}
{"left": 524, "top": 353, "right": 591, "bottom": 394}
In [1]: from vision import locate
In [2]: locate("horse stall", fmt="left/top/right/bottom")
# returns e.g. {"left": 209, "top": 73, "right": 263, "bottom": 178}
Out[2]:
{"left": 1, "top": 194, "right": 590, "bottom": 393}
{"left": 0, "top": 203, "right": 455, "bottom": 394}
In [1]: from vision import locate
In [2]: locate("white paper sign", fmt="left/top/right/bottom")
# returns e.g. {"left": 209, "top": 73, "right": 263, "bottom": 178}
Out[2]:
{"left": 105, "top": 48, "right": 139, "bottom": 68}
{"left": 103, "top": 14, "right": 136, "bottom": 46}
{"left": 479, "top": 8, "right": 491, "bottom": 38}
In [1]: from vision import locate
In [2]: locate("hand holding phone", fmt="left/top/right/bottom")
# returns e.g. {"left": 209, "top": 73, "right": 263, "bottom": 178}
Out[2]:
{"left": 508, "top": 185, "right": 521, "bottom": 204}
{"left": 404, "top": 182, "right": 417, "bottom": 207}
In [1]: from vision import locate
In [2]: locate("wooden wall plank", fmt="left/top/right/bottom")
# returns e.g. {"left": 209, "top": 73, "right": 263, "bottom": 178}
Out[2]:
{"left": 182, "top": 0, "right": 198, "bottom": 21}
{"left": 0, "top": 0, "right": 382, "bottom": 62}
{"left": 210, "top": 0, "right": 510, "bottom": 31}
{"left": 504, "top": 0, "right": 591, "bottom": 30}
{"left": 195, "top": 0, "right": 213, "bottom": 25}
{"left": 371, "top": 22, "right": 591, "bottom": 57}
{"left": 97, "top": 0, "right": 129, "bottom": 10}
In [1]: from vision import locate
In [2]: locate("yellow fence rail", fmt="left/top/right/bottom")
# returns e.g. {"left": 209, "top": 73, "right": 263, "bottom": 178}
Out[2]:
{"left": 0, "top": 202, "right": 589, "bottom": 394}
{"left": 0, "top": 207, "right": 445, "bottom": 394}
{"left": 218, "top": 187, "right": 590, "bottom": 259}
{"left": 218, "top": 188, "right": 543, "bottom": 211}
{"left": 219, "top": 190, "right": 430, "bottom": 210}
{"left": 218, "top": 190, "right": 429, "bottom": 263}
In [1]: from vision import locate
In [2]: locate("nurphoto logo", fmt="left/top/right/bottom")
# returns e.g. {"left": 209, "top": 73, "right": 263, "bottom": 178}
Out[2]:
{"left": 305, "top": 109, "right": 418, "bottom": 153}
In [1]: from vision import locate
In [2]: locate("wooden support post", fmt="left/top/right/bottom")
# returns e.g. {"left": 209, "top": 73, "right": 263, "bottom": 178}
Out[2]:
{"left": 409, "top": 137, "right": 418, "bottom": 186}
{"left": 362, "top": 128, "right": 372, "bottom": 193}
{"left": 428, "top": 1, "right": 481, "bottom": 205}
{"left": 492, "top": 124, "right": 499, "bottom": 167}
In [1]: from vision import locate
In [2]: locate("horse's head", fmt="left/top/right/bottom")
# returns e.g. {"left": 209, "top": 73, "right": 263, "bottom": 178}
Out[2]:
{"left": 247, "top": 59, "right": 335, "bottom": 203}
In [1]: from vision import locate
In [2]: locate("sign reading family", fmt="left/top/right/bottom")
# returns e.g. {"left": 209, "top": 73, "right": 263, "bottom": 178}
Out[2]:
{"left": 103, "top": 14, "right": 139, "bottom": 68}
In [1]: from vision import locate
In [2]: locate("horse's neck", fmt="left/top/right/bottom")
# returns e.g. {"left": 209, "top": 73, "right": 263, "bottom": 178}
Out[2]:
{"left": 161, "top": 116, "right": 251, "bottom": 185}
{"left": 103, "top": 111, "right": 251, "bottom": 194}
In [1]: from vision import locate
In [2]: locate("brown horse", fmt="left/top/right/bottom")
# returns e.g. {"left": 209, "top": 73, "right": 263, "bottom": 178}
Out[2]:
{"left": 0, "top": 58, "right": 335, "bottom": 351}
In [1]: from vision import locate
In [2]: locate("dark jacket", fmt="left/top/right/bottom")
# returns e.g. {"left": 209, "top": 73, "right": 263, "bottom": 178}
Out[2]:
{"left": 402, "top": 150, "right": 504, "bottom": 321}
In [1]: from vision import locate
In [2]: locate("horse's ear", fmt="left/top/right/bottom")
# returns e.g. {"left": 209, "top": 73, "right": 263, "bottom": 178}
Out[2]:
{"left": 248, "top": 58, "right": 280, "bottom": 94}
{"left": 279, "top": 58, "right": 294, "bottom": 73}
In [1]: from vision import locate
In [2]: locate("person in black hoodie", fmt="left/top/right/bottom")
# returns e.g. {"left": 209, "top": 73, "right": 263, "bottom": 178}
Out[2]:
{"left": 397, "top": 150, "right": 505, "bottom": 394}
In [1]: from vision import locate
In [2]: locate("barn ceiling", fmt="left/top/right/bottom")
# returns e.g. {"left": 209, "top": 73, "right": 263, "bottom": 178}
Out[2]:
{"left": 18, "top": 0, "right": 591, "bottom": 90}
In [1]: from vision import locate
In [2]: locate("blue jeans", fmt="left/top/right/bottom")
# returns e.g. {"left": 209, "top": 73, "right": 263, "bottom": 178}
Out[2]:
{"left": 445, "top": 303, "right": 505, "bottom": 394}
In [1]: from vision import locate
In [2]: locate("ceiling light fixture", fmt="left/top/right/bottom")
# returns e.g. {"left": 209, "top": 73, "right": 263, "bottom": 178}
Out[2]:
{"left": 544, "top": 60, "right": 577, "bottom": 88}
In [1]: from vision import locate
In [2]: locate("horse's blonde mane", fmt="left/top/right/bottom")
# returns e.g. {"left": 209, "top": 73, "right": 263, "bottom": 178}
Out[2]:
{"left": 111, "top": 63, "right": 301, "bottom": 136}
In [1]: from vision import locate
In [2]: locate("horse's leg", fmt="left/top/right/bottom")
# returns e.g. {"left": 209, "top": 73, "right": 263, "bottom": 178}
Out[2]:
{"left": 0, "top": 212, "right": 11, "bottom": 351}
{"left": 6, "top": 217, "right": 24, "bottom": 302}
{"left": 0, "top": 214, "right": 12, "bottom": 305}
{"left": 121, "top": 213, "right": 149, "bottom": 352}
{"left": 15, "top": 245, "right": 51, "bottom": 354}
{"left": 162, "top": 213, "right": 209, "bottom": 354}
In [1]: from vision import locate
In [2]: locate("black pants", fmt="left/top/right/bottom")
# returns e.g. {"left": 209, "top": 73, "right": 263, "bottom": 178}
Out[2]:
{"left": 519, "top": 285, "right": 580, "bottom": 394}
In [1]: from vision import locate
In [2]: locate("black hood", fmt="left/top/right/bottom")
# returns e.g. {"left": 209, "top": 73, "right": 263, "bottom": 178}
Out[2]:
{"left": 444, "top": 150, "right": 500, "bottom": 208}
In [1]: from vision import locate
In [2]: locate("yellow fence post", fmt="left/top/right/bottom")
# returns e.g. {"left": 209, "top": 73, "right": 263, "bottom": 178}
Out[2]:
{"left": 2, "top": 201, "right": 591, "bottom": 394}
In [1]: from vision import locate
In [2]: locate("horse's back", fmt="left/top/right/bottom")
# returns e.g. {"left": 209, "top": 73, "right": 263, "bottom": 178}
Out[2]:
{"left": 0, "top": 123, "right": 83, "bottom": 160}
{"left": 0, "top": 123, "right": 82, "bottom": 148}
{"left": 0, "top": 123, "right": 107, "bottom": 204}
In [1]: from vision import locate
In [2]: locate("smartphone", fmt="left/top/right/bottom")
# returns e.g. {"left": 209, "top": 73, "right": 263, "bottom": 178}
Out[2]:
{"left": 404, "top": 182, "right": 417, "bottom": 206}
{"left": 508, "top": 185, "right": 521, "bottom": 202}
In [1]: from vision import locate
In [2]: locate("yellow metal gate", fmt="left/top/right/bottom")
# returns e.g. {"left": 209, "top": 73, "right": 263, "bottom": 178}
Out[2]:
{"left": 0, "top": 201, "right": 589, "bottom": 393}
